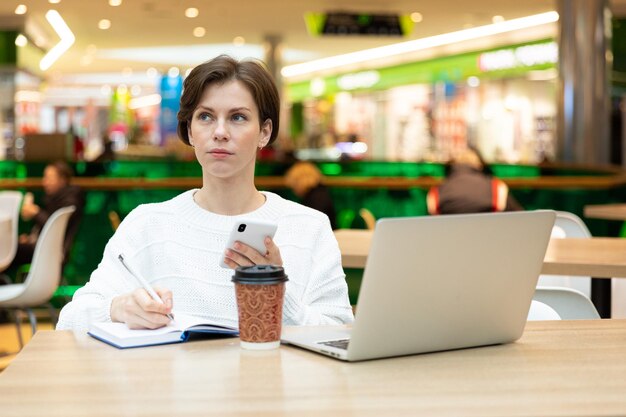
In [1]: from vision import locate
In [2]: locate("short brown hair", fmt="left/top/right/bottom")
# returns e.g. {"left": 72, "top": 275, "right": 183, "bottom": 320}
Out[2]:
{"left": 47, "top": 160, "right": 73, "bottom": 183}
{"left": 177, "top": 55, "right": 280, "bottom": 146}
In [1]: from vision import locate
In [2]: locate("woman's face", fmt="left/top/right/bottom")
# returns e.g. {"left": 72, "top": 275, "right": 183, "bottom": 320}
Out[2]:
{"left": 188, "top": 80, "right": 272, "bottom": 181}
{"left": 42, "top": 166, "right": 66, "bottom": 195}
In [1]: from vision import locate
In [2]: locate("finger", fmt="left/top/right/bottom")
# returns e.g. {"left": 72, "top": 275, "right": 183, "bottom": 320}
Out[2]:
{"left": 154, "top": 287, "right": 173, "bottom": 311}
{"left": 224, "top": 248, "right": 255, "bottom": 267}
{"left": 264, "top": 237, "right": 283, "bottom": 266}
{"left": 117, "top": 293, "right": 171, "bottom": 329}
{"left": 222, "top": 253, "right": 247, "bottom": 269}
{"left": 132, "top": 288, "right": 172, "bottom": 315}
{"left": 232, "top": 242, "right": 267, "bottom": 264}
{"left": 126, "top": 311, "right": 170, "bottom": 330}
{"left": 222, "top": 256, "right": 238, "bottom": 269}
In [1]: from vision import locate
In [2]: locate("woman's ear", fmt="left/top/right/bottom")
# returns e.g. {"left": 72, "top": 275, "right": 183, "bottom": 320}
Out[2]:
{"left": 258, "top": 119, "right": 272, "bottom": 148}
{"left": 188, "top": 127, "right": 194, "bottom": 146}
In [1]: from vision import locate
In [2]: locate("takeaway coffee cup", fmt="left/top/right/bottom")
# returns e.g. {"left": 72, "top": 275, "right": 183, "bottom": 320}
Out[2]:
{"left": 232, "top": 265, "right": 288, "bottom": 350}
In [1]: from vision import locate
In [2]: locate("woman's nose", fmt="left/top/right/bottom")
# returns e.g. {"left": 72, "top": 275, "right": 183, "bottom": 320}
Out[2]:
{"left": 213, "top": 119, "right": 229, "bottom": 140}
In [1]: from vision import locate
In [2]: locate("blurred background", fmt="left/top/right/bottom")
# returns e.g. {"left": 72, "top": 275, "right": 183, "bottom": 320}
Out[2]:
{"left": 0, "top": 0, "right": 623, "bottom": 165}
{"left": 1, "top": 0, "right": 626, "bottom": 293}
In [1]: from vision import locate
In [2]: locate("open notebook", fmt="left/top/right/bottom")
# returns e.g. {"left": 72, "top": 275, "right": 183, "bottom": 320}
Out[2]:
{"left": 88, "top": 313, "right": 238, "bottom": 349}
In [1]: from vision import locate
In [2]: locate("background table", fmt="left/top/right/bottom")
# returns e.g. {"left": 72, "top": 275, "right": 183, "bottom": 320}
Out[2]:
{"left": 584, "top": 203, "right": 626, "bottom": 221}
{"left": 581, "top": 204, "right": 626, "bottom": 319}
{"left": 334, "top": 229, "right": 626, "bottom": 317}
{"left": 334, "top": 229, "right": 626, "bottom": 278}
{"left": 1, "top": 321, "right": 626, "bottom": 416}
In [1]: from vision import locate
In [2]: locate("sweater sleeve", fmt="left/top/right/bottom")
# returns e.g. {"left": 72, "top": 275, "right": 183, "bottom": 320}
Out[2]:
{"left": 282, "top": 218, "right": 354, "bottom": 325}
{"left": 56, "top": 215, "right": 138, "bottom": 331}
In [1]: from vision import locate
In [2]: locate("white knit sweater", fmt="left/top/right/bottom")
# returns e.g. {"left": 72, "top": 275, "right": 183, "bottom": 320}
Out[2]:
{"left": 57, "top": 190, "right": 354, "bottom": 330}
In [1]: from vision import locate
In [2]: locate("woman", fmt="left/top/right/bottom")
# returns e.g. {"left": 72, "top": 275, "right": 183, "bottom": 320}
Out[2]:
{"left": 57, "top": 55, "right": 353, "bottom": 330}
{"left": 11, "top": 161, "right": 84, "bottom": 269}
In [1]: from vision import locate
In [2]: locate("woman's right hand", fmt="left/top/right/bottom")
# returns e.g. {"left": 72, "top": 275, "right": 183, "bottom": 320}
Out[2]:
{"left": 110, "top": 287, "right": 173, "bottom": 329}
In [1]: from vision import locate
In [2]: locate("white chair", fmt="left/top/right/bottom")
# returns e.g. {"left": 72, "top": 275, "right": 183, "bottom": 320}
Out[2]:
{"left": 0, "top": 206, "right": 75, "bottom": 348}
{"left": 527, "top": 300, "right": 561, "bottom": 321}
{"left": 0, "top": 191, "right": 23, "bottom": 272}
{"left": 529, "top": 286, "right": 600, "bottom": 320}
{"left": 537, "top": 211, "right": 591, "bottom": 299}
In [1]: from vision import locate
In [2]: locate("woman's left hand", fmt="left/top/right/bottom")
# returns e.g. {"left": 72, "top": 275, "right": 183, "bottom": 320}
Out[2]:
{"left": 223, "top": 237, "right": 283, "bottom": 268}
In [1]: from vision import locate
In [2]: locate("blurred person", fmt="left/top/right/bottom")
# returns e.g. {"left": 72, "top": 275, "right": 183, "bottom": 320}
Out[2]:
{"left": 10, "top": 160, "right": 85, "bottom": 270}
{"left": 426, "top": 146, "right": 523, "bottom": 215}
{"left": 57, "top": 55, "right": 353, "bottom": 331}
{"left": 285, "top": 161, "right": 337, "bottom": 229}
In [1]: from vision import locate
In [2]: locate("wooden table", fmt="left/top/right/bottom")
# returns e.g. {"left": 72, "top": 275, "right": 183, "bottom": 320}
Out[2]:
{"left": 334, "top": 229, "right": 626, "bottom": 278}
{"left": 1, "top": 321, "right": 626, "bottom": 416}
{"left": 584, "top": 203, "right": 626, "bottom": 221}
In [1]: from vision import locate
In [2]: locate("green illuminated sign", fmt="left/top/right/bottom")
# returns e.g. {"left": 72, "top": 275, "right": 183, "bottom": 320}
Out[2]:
{"left": 304, "top": 12, "right": 413, "bottom": 37}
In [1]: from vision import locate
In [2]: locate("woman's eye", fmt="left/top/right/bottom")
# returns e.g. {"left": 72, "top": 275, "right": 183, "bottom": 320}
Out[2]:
{"left": 198, "top": 112, "right": 212, "bottom": 121}
{"left": 232, "top": 114, "right": 247, "bottom": 122}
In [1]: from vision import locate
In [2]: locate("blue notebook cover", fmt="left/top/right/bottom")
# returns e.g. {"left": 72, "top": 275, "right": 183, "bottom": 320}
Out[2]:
{"left": 88, "top": 313, "right": 238, "bottom": 349}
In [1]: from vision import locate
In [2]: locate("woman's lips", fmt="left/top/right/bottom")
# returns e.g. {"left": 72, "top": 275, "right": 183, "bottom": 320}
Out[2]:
{"left": 209, "top": 149, "right": 233, "bottom": 158}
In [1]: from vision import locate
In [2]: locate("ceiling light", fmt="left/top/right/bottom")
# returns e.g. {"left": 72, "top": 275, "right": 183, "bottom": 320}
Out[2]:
{"left": 492, "top": 15, "right": 505, "bottom": 23}
{"left": 49, "top": 0, "right": 61, "bottom": 4}
{"left": 185, "top": 7, "right": 199, "bottom": 18}
{"left": 168, "top": 67, "right": 180, "bottom": 77}
{"left": 129, "top": 94, "right": 162, "bottom": 109}
{"left": 39, "top": 10, "right": 76, "bottom": 71}
{"left": 109, "top": 0, "right": 123, "bottom": 6}
{"left": 467, "top": 76, "right": 480, "bottom": 87}
{"left": 98, "top": 19, "right": 111, "bottom": 30}
{"left": 15, "top": 4, "right": 27, "bottom": 15}
{"left": 410, "top": 12, "right": 423, "bottom": 23}
{"left": 130, "top": 85, "right": 142, "bottom": 96}
{"left": 193, "top": 27, "right": 205, "bottom": 37}
{"left": 233, "top": 36, "right": 245, "bottom": 46}
{"left": 146, "top": 67, "right": 158, "bottom": 78}
{"left": 281, "top": 11, "right": 559, "bottom": 78}
{"left": 15, "top": 34, "right": 28, "bottom": 47}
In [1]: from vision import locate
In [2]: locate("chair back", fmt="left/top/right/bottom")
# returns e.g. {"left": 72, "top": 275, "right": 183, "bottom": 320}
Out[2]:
{"left": 108, "top": 210, "right": 121, "bottom": 231}
{"left": 0, "top": 191, "right": 23, "bottom": 271}
{"left": 533, "top": 286, "right": 600, "bottom": 320}
{"left": 537, "top": 211, "right": 591, "bottom": 298}
{"left": 359, "top": 208, "right": 376, "bottom": 230}
{"left": 552, "top": 211, "right": 591, "bottom": 238}
{"left": 11, "top": 206, "right": 75, "bottom": 306}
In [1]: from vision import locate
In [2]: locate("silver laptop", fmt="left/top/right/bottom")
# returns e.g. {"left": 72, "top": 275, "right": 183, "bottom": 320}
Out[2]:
{"left": 281, "top": 210, "right": 556, "bottom": 361}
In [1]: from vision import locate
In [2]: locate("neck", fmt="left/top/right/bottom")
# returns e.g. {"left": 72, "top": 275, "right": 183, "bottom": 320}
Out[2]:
{"left": 194, "top": 179, "right": 265, "bottom": 215}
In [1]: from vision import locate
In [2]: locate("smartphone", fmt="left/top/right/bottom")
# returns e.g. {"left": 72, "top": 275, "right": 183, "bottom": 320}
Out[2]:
{"left": 219, "top": 219, "right": 278, "bottom": 268}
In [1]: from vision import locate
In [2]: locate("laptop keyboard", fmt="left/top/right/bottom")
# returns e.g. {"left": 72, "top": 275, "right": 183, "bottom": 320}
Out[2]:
{"left": 319, "top": 338, "right": 350, "bottom": 350}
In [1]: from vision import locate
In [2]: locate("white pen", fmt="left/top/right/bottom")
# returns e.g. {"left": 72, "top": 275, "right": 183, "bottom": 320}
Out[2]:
{"left": 118, "top": 253, "right": 174, "bottom": 320}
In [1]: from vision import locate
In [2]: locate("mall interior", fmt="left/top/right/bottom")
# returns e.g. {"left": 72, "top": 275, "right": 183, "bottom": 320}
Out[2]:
{"left": 1, "top": 0, "right": 626, "bottom": 366}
